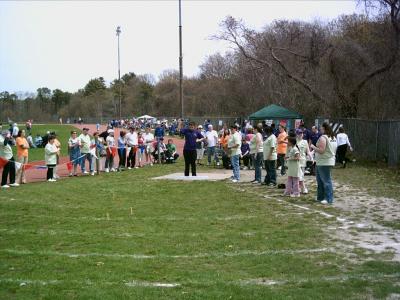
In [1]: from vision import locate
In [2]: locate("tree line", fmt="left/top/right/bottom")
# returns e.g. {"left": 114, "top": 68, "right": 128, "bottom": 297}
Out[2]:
{"left": 1, "top": 0, "right": 399, "bottom": 123}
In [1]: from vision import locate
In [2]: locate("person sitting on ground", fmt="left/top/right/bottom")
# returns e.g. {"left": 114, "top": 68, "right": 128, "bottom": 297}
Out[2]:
{"left": 165, "top": 139, "right": 179, "bottom": 163}
{"left": 152, "top": 138, "right": 167, "bottom": 163}
{"left": 34, "top": 134, "right": 43, "bottom": 148}
{"left": 26, "top": 133, "right": 35, "bottom": 148}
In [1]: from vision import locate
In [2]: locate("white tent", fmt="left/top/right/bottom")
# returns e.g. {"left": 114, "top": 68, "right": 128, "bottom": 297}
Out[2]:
{"left": 137, "top": 115, "right": 155, "bottom": 120}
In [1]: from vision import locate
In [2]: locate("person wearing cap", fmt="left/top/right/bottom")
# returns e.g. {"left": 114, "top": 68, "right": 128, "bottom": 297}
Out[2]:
{"left": 228, "top": 125, "right": 242, "bottom": 182}
{"left": 79, "top": 128, "right": 94, "bottom": 175}
{"left": 196, "top": 125, "right": 205, "bottom": 165}
{"left": 105, "top": 129, "right": 116, "bottom": 172}
{"left": 0, "top": 130, "right": 19, "bottom": 188}
{"left": 296, "top": 128, "right": 311, "bottom": 194}
{"left": 180, "top": 122, "right": 204, "bottom": 176}
{"left": 68, "top": 130, "right": 81, "bottom": 176}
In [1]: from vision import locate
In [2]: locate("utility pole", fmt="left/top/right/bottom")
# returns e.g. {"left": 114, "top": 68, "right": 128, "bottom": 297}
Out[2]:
{"left": 179, "top": 0, "right": 184, "bottom": 119}
{"left": 116, "top": 26, "right": 122, "bottom": 120}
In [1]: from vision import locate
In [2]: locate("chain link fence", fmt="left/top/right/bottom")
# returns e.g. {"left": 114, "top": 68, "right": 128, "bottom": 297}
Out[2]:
{"left": 333, "top": 118, "right": 400, "bottom": 168}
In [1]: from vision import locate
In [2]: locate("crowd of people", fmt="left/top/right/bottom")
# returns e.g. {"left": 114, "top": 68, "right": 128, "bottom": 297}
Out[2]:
{"left": 180, "top": 120, "right": 353, "bottom": 205}
{"left": 0, "top": 118, "right": 354, "bottom": 205}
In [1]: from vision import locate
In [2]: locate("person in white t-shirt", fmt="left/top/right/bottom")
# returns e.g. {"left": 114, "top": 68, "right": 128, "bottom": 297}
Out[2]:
{"left": 78, "top": 128, "right": 93, "bottom": 175}
{"left": 336, "top": 127, "right": 353, "bottom": 168}
{"left": 126, "top": 126, "right": 138, "bottom": 169}
{"left": 227, "top": 125, "right": 242, "bottom": 182}
{"left": 143, "top": 126, "right": 155, "bottom": 166}
{"left": 205, "top": 124, "right": 220, "bottom": 166}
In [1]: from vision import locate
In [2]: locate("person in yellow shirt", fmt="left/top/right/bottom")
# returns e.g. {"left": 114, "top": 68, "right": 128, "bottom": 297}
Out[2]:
{"left": 277, "top": 124, "right": 288, "bottom": 176}
{"left": 15, "top": 130, "right": 29, "bottom": 184}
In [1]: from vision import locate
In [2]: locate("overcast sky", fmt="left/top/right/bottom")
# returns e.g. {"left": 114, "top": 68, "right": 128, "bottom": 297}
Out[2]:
{"left": 0, "top": 1, "right": 361, "bottom": 94}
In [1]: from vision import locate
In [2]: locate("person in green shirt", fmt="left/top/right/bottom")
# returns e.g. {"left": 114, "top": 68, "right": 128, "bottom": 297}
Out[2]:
{"left": 166, "top": 139, "right": 179, "bottom": 163}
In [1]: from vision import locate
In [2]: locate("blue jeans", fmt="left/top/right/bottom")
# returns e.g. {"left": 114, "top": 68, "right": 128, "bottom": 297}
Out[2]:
{"left": 207, "top": 147, "right": 219, "bottom": 164}
{"left": 264, "top": 160, "right": 277, "bottom": 185}
{"left": 316, "top": 165, "right": 334, "bottom": 203}
{"left": 80, "top": 153, "right": 93, "bottom": 172}
{"left": 254, "top": 152, "right": 263, "bottom": 182}
{"left": 231, "top": 154, "right": 240, "bottom": 181}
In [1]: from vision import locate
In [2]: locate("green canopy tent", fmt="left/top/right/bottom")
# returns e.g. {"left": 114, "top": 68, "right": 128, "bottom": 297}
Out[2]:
{"left": 249, "top": 104, "right": 302, "bottom": 120}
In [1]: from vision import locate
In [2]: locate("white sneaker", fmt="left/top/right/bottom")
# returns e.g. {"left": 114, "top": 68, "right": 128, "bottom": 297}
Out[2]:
{"left": 216, "top": 162, "right": 220, "bottom": 166}
{"left": 277, "top": 166, "right": 282, "bottom": 170}
{"left": 9, "top": 183, "right": 20, "bottom": 187}
{"left": 127, "top": 167, "right": 132, "bottom": 170}
{"left": 302, "top": 188, "right": 309, "bottom": 194}
{"left": 320, "top": 200, "right": 328, "bottom": 204}
{"left": 231, "top": 179, "right": 238, "bottom": 183}
{"left": 150, "top": 163, "right": 153, "bottom": 166}
{"left": 47, "top": 179, "right": 56, "bottom": 182}
{"left": 90, "top": 172, "right": 95, "bottom": 176}
{"left": 111, "top": 168, "right": 116, "bottom": 172}
{"left": 1, "top": 185, "right": 10, "bottom": 189}
{"left": 290, "top": 194, "right": 300, "bottom": 198}
{"left": 105, "top": 168, "right": 109, "bottom": 173}
{"left": 83, "top": 171, "right": 89, "bottom": 174}
{"left": 134, "top": 166, "right": 139, "bottom": 169}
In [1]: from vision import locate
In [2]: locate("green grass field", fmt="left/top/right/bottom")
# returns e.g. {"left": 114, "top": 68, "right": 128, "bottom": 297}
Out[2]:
{"left": 0, "top": 151, "right": 399, "bottom": 298}
{"left": 27, "top": 124, "right": 79, "bottom": 162}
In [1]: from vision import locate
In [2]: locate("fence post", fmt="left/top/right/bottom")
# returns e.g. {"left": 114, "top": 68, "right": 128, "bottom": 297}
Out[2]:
{"left": 375, "top": 121, "right": 379, "bottom": 161}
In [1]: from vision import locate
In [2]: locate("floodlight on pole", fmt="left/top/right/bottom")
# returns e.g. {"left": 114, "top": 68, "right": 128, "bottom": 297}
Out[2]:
{"left": 116, "top": 26, "right": 122, "bottom": 120}
{"left": 178, "top": 0, "right": 184, "bottom": 119}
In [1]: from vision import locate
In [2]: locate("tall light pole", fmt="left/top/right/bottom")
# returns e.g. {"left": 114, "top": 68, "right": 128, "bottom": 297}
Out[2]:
{"left": 178, "top": 0, "right": 184, "bottom": 119}
{"left": 116, "top": 26, "right": 122, "bottom": 120}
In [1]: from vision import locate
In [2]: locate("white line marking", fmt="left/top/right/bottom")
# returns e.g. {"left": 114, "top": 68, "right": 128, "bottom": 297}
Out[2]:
{"left": 2, "top": 248, "right": 333, "bottom": 259}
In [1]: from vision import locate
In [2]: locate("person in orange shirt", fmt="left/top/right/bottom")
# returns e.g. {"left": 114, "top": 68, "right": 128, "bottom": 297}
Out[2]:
{"left": 220, "top": 129, "right": 230, "bottom": 169}
{"left": 277, "top": 124, "right": 288, "bottom": 176}
{"left": 15, "top": 129, "right": 29, "bottom": 184}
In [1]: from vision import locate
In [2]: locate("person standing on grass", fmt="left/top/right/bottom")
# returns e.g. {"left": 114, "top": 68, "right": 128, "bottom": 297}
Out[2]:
{"left": 262, "top": 126, "right": 277, "bottom": 187}
{"left": 15, "top": 129, "right": 29, "bottom": 184}
{"left": 137, "top": 132, "right": 145, "bottom": 167}
{"left": 196, "top": 125, "right": 205, "bottom": 165}
{"left": 283, "top": 137, "right": 301, "bottom": 197}
{"left": 79, "top": 128, "right": 94, "bottom": 175}
{"left": 181, "top": 122, "right": 204, "bottom": 176}
{"left": 228, "top": 125, "right": 242, "bottom": 183}
{"left": 68, "top": 131, "right": 81, "bottom": 176}
{"left": 126, "top": 126, "right": 138, "bottom": 169}
{"left": 277, "top": 124, "right": 288, "bottom": 176}
{"left": 250, "top": 125, "right": 264, "bottom": 184}
{"left": 45, "top": 135, "right": 59, "bottom": 182}
{"left": 143, "top": 126, "right": 155, "bottom": 166}
{"left": 105, "top": 129, "right": 116, "bottom": 172}
{"left": 0, "top": 130, "right": 19, "bottom": 188}
{"left": 311, "top": 122, "right": 337, "bottom": 205}
{"left": 117, "top": 130, "right": 127, "bottom": 171}
{"left": 336, "top": 127, "right": 353, "bottom": 168}
{"left": 205, "top": 124, "right": 220, "bottom": 166}
{"left": 240, "top": 138, "right": 251, "bottom": 170}
{"left": 296, "top": 129, "right": 311, "bottom": 194}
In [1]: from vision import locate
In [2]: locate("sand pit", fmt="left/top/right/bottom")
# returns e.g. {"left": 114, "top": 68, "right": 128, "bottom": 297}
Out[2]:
{"left": 152, "top": 172, "right": 232, "bottom": 181}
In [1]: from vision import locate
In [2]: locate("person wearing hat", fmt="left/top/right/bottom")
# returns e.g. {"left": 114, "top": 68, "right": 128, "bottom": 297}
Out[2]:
{"left": 196, "top": 125, "right": 205, "bottom": 165}
{"left": 79, "top": 128, "right": 94, "bottom": 175}
{"left": 227, "top": 125, "right": 242, "bottom": 182}
{"left": 0, "top": 130, "right": 19, "bottom": 188}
